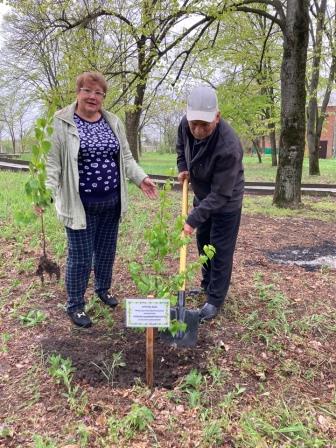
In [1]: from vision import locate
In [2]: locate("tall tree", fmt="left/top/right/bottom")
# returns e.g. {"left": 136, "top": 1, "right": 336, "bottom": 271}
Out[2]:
{"left": 273, "top": 1, "right": 309, "bottom": 207}
{"left": 306, "top": 0, "right": 327, "bottom": 176}
{"left": 194, "top": 12, "right": 281, "bottom": 165}
{"left": 2, "top": 3, "right": 113, "bottom": 106}
{"left": 0, "top": 91, "right": 33, "bottom": 154}
{"left": 6, "top": 0, "right": 215, "bottom": 161}
{"left": 232, "top": 0, "right": 309, "bottom": 207}
{"left": 306, "top": 0, "right": 336, "bottom": 174}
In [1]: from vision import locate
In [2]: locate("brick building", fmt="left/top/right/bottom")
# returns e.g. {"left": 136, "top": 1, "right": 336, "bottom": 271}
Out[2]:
{"left": 319, "top": 93, "right": 336, "bottom": 158}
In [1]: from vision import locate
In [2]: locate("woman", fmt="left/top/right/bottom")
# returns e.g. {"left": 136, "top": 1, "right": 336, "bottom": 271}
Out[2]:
{"left": 46, "top": 72, "right": 156, "bottom": 328}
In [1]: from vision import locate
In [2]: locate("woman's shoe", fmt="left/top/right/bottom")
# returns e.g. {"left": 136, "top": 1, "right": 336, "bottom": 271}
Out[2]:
{"left": 67, "top": 309, "right": 92, "bottom": 328}
{"left": 97, "top": 292, "right": 118, "bottom": 308}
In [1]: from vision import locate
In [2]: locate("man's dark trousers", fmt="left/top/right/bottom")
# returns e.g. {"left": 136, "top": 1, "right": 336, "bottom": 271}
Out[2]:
{"left": 196, "top": 208, "right": 241, "bottom": 308}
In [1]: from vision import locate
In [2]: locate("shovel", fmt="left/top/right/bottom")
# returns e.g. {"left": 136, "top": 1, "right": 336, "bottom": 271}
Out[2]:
{"left": 160, "top": 177, "right": 199, "bottom": 347}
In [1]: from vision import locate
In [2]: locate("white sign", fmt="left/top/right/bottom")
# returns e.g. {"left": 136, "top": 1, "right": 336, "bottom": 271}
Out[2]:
{"left": 126, "top": 298, "right": 170, "bottom": 328}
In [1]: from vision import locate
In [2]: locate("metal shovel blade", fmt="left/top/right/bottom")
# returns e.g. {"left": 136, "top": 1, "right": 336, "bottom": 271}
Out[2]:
{"left": 160, "top": 306, "right": 199, "bottom": 347}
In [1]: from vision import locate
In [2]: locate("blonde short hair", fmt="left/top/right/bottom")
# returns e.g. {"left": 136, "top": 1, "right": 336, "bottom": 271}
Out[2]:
{"left": 76, "top": 72, "right": 108, "bottom": 93}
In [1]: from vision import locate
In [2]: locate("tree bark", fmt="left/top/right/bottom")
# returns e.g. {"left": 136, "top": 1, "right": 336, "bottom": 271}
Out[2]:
{"left": 138, "top": 129, "right": 142, "bottom": 157}
{"left": 125, "top": 110, "right": 142, "bottom": 162}
{"left": 307, "top": 97, "right": 320, "bottom": 175}
{"left": 7, "top": 124, "right": 16, "bottom": 154}
{"left": 273, "top": 0, "right": 309, "bottom": 207}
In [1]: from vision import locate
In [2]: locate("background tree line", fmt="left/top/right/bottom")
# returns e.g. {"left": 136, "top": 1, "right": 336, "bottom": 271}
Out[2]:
{"left": 1, "top": 0, "right": 335, "bottom": 208}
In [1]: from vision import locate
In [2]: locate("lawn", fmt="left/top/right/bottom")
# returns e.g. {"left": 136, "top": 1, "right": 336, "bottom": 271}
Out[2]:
{"left": 140, "top": 152, "right": 336, "bottom": 184}
{"left": 0, "top": 171, "right": 335, "bottom": 447}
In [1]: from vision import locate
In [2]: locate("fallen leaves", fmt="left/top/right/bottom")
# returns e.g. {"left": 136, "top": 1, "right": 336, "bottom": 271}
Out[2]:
{"left": 60, "top": 445, "right": 80, "bottom": 448}
{"left": 317, "top": 414, "right": 334, "bottom": 432}
{"left": 309, "top": 340, "right": 323, "bottom": 350}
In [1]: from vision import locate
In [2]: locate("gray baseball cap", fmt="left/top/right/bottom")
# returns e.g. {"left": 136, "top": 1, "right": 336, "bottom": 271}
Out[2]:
{"left": 186, "top": 85, "right": 219, "bottom": 122}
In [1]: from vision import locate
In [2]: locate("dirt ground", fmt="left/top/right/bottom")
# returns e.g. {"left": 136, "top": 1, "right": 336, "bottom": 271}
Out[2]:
{"left": 0, "top": 211, "right": 335, "bottom": 447}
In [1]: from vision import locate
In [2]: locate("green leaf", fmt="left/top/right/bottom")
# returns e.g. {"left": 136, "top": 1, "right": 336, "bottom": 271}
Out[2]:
{"left": 35, "top": 127, "right": 43, "bottom": 140}
{"left": 203, "top": 244, "right": 216, "bottom": 259}
{"left": 46, "top": 126, "right": 54, "bottom": 136}
{"left": 27, "top": 178, "right": 39, "bottom": 191}
{"left": 169, "top": 319, "right": 187, "bottom": 337}
{"left": 32, "top": 144, "right": 40, "bottom": 157}
{"left": 36, "top": 117, "right": 47, "bottom": 128}
{"left": 41, "top": 140, "right": 52, "bottom": 152}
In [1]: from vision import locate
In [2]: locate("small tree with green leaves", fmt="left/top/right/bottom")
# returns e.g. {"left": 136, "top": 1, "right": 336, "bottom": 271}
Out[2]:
{"left": 21, "top": 109, "right": 60, "bottom": 284}
{"left": 129, "top": 183, "right": 215, "bottom": 335}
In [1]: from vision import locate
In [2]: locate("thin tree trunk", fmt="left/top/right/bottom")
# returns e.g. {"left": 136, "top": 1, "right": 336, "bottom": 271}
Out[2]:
{"left": 273, "top": 0, "right": 309, "bottom": 208}
{"left": 125, "top": 110, "right": 141, "bottom": 162}
{"left": 316, "top": 41, "right": 336, "bottom": 156}
{"left": 306, "top": 0, "right": 327, "bottom": 175}
{"left": 307, "top": 98, "right": 320, "bottom": 174}
{"left": 269, "top": 128, "right": 277, "bottom": 166}
{"left": 9, "top": 128, "right": 16, "bottom": 154}
{"left": 265, "top": 104, "right": 277, "bottom": 166}
{"left": 124, "top": 68, "right": 147, "bottom": 162}
{"left": 138, "top": 130, "right": 142, "bottom": 157}
{"left": 252, "top": 139, "right": 263, "bottom": 163}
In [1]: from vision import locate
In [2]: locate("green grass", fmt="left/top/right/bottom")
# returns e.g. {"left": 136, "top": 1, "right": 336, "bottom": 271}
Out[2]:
{"left": 19, "top": 153, "right": 32, "bottom": 162}
{"left": 139, "top": 152, "right": 178, "bottom": 176}
{"left": 0, "top": 172, "right": 335, "bottom": 265}
{"left": 243, "top": 195, "right": 336, "bottom": 221}
{"left": 0, "top": 172, "right": 66, "bottom": 258}
{"left": 139, "top": 152, "right": 336, "bottom": 184}
{"left": 244, "top": 156, "right": 336, "bottom": 184}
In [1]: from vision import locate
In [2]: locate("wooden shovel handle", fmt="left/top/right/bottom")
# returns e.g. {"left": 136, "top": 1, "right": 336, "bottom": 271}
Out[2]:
{"left": 179, "top": 178, "right": 188, "bottom": 285}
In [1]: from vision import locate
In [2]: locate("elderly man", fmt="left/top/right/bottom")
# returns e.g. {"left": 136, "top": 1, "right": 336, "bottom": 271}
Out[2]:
{"left": 176, "top": 85, "right": 244, "bottom": 321}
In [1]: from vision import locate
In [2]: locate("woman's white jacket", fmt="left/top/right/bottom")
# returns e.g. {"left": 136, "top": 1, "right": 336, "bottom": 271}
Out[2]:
{"left": 46, "top": 102, "right": 147, "bottom": 230}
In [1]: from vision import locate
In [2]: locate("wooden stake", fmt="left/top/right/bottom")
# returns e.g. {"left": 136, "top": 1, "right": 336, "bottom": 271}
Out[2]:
{"left": 146, "top": 327, "right": 154, "bottom": 388}
{"left": 146, "top": 295, "right": 154, "bottom": 388}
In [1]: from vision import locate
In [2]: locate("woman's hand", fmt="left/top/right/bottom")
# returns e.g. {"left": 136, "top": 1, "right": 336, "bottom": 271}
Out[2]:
{"left": 140, "top": 177, "right": 157, "bottom": 199}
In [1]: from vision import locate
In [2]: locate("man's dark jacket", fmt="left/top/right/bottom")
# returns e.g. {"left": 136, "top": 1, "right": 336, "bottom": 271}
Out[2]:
{"left": 176, "top": 116, "right": 244, "bottom": 229}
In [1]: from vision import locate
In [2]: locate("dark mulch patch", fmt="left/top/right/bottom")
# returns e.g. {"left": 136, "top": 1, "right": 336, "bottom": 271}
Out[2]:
{"left": 267, "top": 240, "right": 336, "bottom": 271}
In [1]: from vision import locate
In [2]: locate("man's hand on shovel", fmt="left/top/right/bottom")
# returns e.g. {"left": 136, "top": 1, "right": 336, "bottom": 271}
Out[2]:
{"left": 178, "top": 173, "right": 193, "bottom": 235}
{"left": 178, "top": 170, "right": 189, "bottom": 184}
{"left": 184, "top": 223, "right": 194, "bottom": 235}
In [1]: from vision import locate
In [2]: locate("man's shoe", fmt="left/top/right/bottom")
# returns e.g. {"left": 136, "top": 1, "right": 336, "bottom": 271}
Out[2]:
{"left": 97, "top": 292, "right": 118, "bottom": 308}
{"left": 199, "top": 303, "right": 219, "bottom": 322}
{"left": 68, "top": 309, "right": 92, "bottom": 328}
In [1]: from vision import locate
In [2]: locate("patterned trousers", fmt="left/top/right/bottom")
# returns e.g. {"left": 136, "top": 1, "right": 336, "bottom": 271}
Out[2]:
{"left": 65, "top": 197, "right": 120, "bottom": 311}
